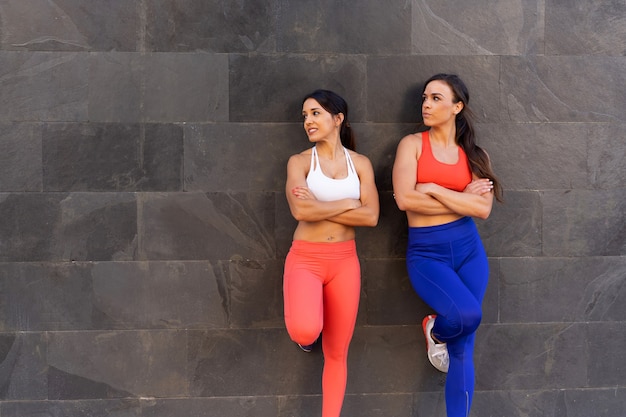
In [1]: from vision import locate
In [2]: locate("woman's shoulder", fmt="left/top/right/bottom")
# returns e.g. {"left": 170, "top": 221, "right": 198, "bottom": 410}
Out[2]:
{"left": 397, "top": 132, "right": 423, "bottom": 151}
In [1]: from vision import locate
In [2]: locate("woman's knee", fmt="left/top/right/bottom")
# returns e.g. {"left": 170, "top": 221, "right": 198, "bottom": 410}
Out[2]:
{"left": 286, "top": 323, "right": 321, "bottom": 345}
{"left": 461, "top": 307, "right": 482, "bottom": 335}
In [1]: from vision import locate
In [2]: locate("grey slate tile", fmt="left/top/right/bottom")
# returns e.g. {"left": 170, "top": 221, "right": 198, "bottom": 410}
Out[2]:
{"left": 500, "top": 56, "right": 626, "bottom": 123}
{"left": 0, "top": 0, "right": 140, "bottom": 52}
{"left": 412, "top": 0, "right": 544, "bottom": 55}
{"left": 0, "top": 51, "right": 88, "bottom": 122}
{"left": 229, "top": 54, "right": 367, "bottom": 123}
{"left": 183, "top": 123, "right": 302, "bottom": 192}
{"left": 0, "top": 332, "right": 47, "bottom": 400}
{"left": 542, "top": 189, "right": 626, "bottom": 256}
{"left": 42, "top": 123, "right": 183, "bottom": 192}
{"left": 500, "top": 257, "right": 626, "bottom": 323}
{"left": 276, "top": 0, "right": 412, "bottom": 54}
{"left": 47, "top": 330, "right": 189, "bottom": 399}
{"left": 0, "top": 122, "right": 42, "bottom": 192}
{"left": 138, "top": 192, "right": 275, "bottom": 261}
{"left": 367, "top": 55, "right": 501, "bottom": 123}
{"left": 145, "top": 0, "right": 278, "bottom": 53}
{"left": 546, "top": 0, "right": 626, "bottom": 56}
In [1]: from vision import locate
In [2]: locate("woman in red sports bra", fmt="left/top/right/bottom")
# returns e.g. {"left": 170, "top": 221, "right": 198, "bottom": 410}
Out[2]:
{"left": 392, "top": 74, "right": 503, "bottom": 417}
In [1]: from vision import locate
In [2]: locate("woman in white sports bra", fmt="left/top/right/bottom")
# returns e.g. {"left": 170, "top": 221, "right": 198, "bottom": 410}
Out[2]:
{"left": 283, "top": 89, "right": 379, "bottom": 417}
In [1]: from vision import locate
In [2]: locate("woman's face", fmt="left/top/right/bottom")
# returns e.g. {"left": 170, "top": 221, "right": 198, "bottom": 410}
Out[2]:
{"left": 421, "top": 80, "right": 463, "bottom": 127}
{"left": 302, "top": 98, "right": 342, "bottom": 142}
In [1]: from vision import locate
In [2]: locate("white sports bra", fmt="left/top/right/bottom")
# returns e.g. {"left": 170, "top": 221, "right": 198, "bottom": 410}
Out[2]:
{"left": 306, "top": 146, "right": 361, "bottom": 202}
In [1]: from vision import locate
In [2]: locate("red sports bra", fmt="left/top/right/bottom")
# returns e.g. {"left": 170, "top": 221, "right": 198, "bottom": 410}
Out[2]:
{"left": 416, "top": 131, "right": 472, "bottom": 192}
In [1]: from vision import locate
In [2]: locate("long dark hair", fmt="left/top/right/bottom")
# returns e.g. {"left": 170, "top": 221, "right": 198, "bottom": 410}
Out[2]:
{"left": 422, "top": 74, "right": 503, "bottom": 202}
{"left": 302, "top": 89, "right": 356, "bottom": 151}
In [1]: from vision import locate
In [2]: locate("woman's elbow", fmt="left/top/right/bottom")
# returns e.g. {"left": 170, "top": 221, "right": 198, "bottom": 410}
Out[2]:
{"left": 393, "top": 195, "right": 409, "bottom": 212}
{"left": 474, "top": 205, "right": 492, "bottom": 220}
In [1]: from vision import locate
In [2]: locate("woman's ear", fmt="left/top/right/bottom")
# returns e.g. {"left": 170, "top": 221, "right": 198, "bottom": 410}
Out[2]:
{"left": 335, "top": 112, "right": 345, "bottom": 126}
{"left": 454, "top": 101, "right": 464, "bottom": 115}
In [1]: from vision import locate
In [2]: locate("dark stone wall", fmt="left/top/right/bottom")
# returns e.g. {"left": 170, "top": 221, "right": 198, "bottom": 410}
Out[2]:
{"left": 0, "top": 1, "right": 624, "bottom": 416}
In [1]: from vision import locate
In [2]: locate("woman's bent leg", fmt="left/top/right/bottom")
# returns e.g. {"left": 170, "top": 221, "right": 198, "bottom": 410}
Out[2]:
{"left": 283, "top": 248, "right": 324, "bottom": 345}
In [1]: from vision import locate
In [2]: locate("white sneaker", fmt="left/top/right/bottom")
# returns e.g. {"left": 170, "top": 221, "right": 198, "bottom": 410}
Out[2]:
{"left": 422, "top": 315, "right": 449, "bottom": 373}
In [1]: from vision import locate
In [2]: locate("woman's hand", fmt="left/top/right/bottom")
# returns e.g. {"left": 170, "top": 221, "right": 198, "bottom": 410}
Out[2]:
{"left": 291, "top": 186, "right": 317, "bottom": 200}
{"left": 463, "top": 179, "right": 493, "bottom": 196}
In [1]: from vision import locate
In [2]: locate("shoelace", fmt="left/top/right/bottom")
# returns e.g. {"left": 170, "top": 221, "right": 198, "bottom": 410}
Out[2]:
{"left": 431, "top": 348, "right": 449, "bottom": 367}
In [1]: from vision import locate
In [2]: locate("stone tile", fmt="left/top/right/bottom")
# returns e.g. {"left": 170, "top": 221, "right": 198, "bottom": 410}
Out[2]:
{"left": 217, "top": 258, "right": 284, "bottom": 328}
{"left": 0, "top": 192, "right": 136, "bottom": 262}
{"left": 356, "top": 191, "right": 408, "bottom": 259}
{"left": 143, "top": 53, "right": 229, "bottom": 122}
{"left": 586, "top": 322, "right": 626, "bottom": 387}
{"left": 476, "top": 323, "right": 589, "bottom": 391}
{"left": 361, "top": 259, "right": 425, "bottom": 326}
{"left": 367, "top": 55, "right": 501, "bottom": 123}
{"left": 0, "top": 123, "right": 42, "bottom": 191}
{"left": 276, "top": 0, "right": 411, "bottom": 54}
{"left": 229, "top": 54, "right": 367, "bottom": 122}
{"left": 145, "top": 0, "right": 277, "bottom": 53}
{"left": 91, "top": 261, "right": 228, "bottom": 330}
{"left": 542, "top": 189, "right": 626, "bottom": 256}
{"left": 588, "top": 123, "right": 626, "bottom": 189}
{"left": 89, "top": 53, "right": 142, "bottom": 122}
{"left": 275, "top": 194, "right": 298, "bottom": 259}
{"left": 546, "top": 0, "right": 626, "bottom": 56}
{"left": 411, "top": 391, "right": 446, "bottom": 417}
{"left": 478, "top": 123, "right": 589, "bottom": 190}
{"left": 142, "top": 397, "right": 278, "bottom": 417}
{"left": 412, "top": 0, "right": 543, "bottom": 55}
{"left": 500, "top": 56, "right": 626, "bottom": 123}
{"left": 341, "top": 393, "right": 415, "bottom": 417}
{"left": 477, "top": 190, "right": 542, "bottom": 257}
{"left": 0, "top": 332, "right": 47, "bottom": 400}
{"left": 188, "top": 329, "right": 323, "bottom": 396}
{"left": 183, "top": 123, "right": 302, "bottom": 192}
{"left": 562, "top": 387, "right": 626, "bottom": 417}
{"left": 0, "top": 193, "right": 64, "bottom": 262}
{"left": 0, "top": 0, "right": 140, "bottom": 52}
{"left": 0, "top": 399, "right": 142, "bottom": 417}
{"left": 0, "top": 262, "right": 94, "bottom": 331}
{"left": 354, "top": 123, "right": 417, "bottom": 191}
{"left": 42, "top": 123, "right": 183, "bottom": 192}
{"left": 348, "top": 326, "right": 439, "bottom": 394}
{"left": 500, "top": 257, "right": 626, "bottom": 323}
{"left": 139, "top": 192, "right": 275, "bottom": 261}
{"left": 482, "top": 258, "right": 500, "bottom": 324}
{"left": 0, "top": 51, "right": 88, "bottom": 122}
{"left": 47, "top": 330, "right": 188, "bottom": 399}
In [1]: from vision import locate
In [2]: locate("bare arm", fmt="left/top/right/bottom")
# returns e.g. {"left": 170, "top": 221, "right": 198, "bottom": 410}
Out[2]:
{"left": 417, "top": 178, "right": 494, "bottom": 220}
{"left": 392, "top": 134, "right": 455, "bottom": 215}
{"left": 285, "top": 153, "right": 360, "bottom": 222}
{"left": 324, "top": 153, "right": 379, "bottom": 227}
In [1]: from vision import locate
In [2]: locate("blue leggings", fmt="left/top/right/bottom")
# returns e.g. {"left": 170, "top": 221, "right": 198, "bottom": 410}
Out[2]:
{"left": 406, "top": 217, "right": 489, "bottom": 417}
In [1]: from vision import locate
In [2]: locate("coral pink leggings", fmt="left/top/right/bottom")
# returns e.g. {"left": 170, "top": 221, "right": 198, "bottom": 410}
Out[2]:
{"left": 283, "top": 239, "right": 361, "bottom": 417}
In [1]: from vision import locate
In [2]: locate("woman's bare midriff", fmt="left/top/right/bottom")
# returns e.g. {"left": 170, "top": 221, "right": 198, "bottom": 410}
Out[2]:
{"left": 293, "top": 220, "right": 356, "bottom": 242}
{"left": 406, "top": 211, "right": 464, "bottom": 228}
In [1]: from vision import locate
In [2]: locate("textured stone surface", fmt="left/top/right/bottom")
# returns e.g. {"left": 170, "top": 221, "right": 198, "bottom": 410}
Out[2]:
{"left": 146, "top": 0, "right": 278, "bottom": 53}
{"left": 229, "top": 54, "right": 367, "bottom": 122}
{"left": 0, "top": 1, "right": 624, "bottom": 416}
{"left": 0, "top": 123, "right": 42, "bottom": 191}
{"left": 367, "top": 55, "right": 501, "bottom": 123}
{"left": 42, "top": 123, "right": 184, "bottom": 192}
{"left": 277, "top": 0, "right": 412, "bottom": 54}
{"left": 412, "top": 0, "right": 544, "bottom": 55}
{"left": 545, "top": 0, "right": 626, "bottom": 56}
